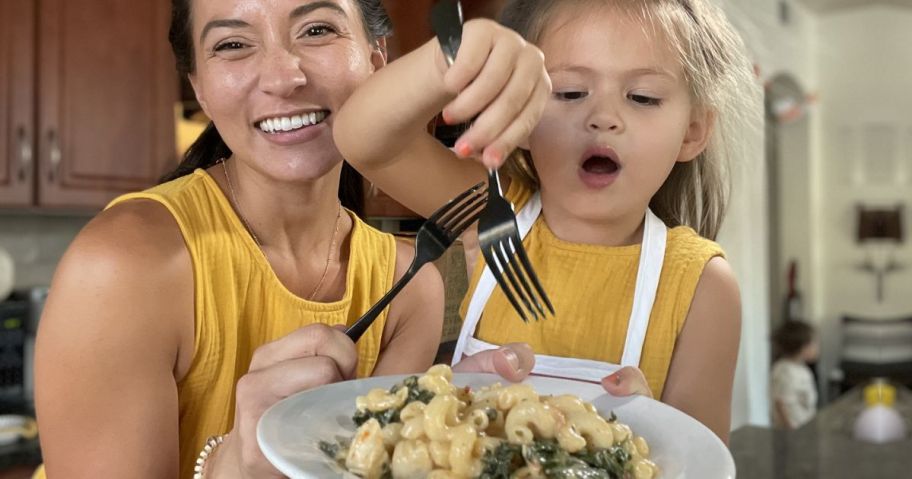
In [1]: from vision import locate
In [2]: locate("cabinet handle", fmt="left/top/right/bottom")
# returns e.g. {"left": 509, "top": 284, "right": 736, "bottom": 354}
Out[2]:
{"left": 48, "top": 130, "right": 62, "bottom": 183}
{"left": 17, "top": 127, "right": 33, "bottom": 183}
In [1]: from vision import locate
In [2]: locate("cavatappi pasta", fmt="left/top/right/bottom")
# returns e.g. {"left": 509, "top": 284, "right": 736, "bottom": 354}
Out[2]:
{"left": 318, "top": 365, "right": 658, "bottom": 479}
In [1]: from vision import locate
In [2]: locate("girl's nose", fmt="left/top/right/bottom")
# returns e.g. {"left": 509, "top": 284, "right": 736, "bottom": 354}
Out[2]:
{"left": 586, "top": 104, "right": 624, "bottom": 133}
{"left": 258, "top": 48, "right": 308, "bottom": 97}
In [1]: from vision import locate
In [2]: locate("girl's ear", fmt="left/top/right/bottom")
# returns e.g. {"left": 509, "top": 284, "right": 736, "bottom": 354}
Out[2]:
{"left": 677, "top": 107, "right": 715, "bottom": 163}
{"left": 369, "top": 37, "right": 388, "bottom": 72}
{"left": 188, "top": 74, "right": 210, "bottom": 118}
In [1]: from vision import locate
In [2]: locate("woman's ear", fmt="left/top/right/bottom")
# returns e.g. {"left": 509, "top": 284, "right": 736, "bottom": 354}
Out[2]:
{"left": 677, "top": 107, "right": 715, "bottom": 163}
{"left": 370, "top": 37, "right": 388, "bottom": 72}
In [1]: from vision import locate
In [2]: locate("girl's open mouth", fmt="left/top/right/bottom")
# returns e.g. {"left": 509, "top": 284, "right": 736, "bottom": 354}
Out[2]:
{"left": 579, "top": 148, "right": 621, "bottom": 189}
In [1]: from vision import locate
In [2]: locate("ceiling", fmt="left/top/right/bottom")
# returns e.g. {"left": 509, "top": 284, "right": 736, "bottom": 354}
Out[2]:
{"left": 797, "top": 0, "right": 912, "bottom": 13}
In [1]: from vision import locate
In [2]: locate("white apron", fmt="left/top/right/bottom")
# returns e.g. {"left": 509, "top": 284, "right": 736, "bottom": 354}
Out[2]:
{"left": 452, "top": 192, "right": 668, "bottom": 383}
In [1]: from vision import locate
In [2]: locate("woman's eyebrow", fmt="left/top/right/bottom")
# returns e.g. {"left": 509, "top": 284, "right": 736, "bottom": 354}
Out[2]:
{"left": 289, "top": 1, "right": 348, "bottom": 22}
{"left": 200, "top": 19, "right": 250, "bottom": 44}
{"left": 199, "top": 2, "right": 347, "bottom": 44}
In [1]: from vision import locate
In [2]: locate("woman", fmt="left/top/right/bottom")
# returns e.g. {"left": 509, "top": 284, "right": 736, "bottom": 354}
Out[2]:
{"left": 34, "top": 0, "right": 537, "bottom": 477}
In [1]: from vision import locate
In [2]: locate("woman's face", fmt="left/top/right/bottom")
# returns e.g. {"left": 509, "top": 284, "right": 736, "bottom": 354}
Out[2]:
{"left": 189, "top": 0, "right": 385, "bottom": 181}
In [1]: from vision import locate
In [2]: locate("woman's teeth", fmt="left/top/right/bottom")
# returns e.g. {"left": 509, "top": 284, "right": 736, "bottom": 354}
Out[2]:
{"left": 258, "top": 111, "right": 327, "bottom": 133}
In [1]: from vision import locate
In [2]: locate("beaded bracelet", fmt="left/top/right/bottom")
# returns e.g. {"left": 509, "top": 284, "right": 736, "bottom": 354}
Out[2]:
{"left": 192, "top": 434, "right": 225, "bottom": 479}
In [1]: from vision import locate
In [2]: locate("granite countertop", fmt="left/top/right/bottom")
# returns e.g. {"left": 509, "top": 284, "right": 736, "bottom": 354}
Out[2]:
{"left": 730, "top": 384, "right": 912, "bottom": 478}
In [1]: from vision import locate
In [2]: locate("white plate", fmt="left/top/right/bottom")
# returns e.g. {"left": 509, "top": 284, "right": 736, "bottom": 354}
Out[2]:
{"left": 257, "top": 374, "right": 735, "bottom": 478}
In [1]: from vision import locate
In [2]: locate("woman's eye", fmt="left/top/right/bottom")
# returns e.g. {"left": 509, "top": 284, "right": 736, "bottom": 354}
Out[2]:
{"left": 554, "top": 91, "right": 588, "bottom": 101}
{"left": 302, "top": 24, "right": 337, "bottom": 37}
{"left": 213, "top": 41, "right": 246, "bottom": 52}
{"left": 629, "top": 94, "right": 662, "bottom": 106}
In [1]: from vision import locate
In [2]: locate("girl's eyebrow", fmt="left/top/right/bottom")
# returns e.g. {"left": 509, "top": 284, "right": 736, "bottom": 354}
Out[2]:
{"left": 200, "top": 1, "right": 347, "bottom": 44}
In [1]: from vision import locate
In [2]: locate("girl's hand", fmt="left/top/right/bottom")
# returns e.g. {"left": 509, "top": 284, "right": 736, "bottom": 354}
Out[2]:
{"left": 453, "top": 342, "right": 536, "bottom": 382}
{"left": 601, "top": 366, "right": 654, "bottom": 399}
{"left": 437, "top": 19, "right": 551, "bottom": 169}
{"left": 210, "top": 324, "right": 358, "bottom": 478}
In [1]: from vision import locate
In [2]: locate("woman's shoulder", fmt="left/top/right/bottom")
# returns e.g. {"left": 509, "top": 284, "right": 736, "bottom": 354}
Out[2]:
{"left": 65, "top": 199, "right": 190, "bottom": 289}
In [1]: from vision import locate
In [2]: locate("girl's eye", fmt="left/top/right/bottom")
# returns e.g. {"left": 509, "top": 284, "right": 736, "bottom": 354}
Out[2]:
{"left": 628, "top": 94, "right": 662, "bottom": 106}
{"left": 554, "top": 91, "right": 588, "bottom": 101}
{"left": 213, "top": 41, "right": 246, "bottom": 52}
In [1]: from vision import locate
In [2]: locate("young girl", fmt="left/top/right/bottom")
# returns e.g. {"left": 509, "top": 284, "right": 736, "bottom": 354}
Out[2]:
{"left": 336, "top": 0, "right": 761, "bottom": 442}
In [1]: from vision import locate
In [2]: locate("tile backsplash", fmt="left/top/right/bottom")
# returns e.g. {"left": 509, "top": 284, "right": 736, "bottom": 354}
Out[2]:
{"left": 0, "top": 214, "right": 92, "bottom": 289}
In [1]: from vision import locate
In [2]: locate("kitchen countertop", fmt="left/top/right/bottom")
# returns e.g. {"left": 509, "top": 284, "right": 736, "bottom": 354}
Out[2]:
{"left": 730, "top": 383, "right": 912, "bottom": 478}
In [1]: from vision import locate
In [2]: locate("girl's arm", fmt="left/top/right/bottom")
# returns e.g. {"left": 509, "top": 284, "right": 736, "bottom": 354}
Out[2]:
{"left": 35, "top": 201, "right": 193, "bottom": 477}
{"left": 335, "top": 19, "right": 550, "bottom": 219}
{"left": 660, "top": 256, "right": 742, "bottom": 444}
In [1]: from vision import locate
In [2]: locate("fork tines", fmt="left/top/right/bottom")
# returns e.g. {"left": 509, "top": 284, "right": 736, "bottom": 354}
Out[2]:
{"left": 432, "top": 182, "right": 486, "bottom": 238}
{"left": 481, "top": 236, "right": 555, "bottom": 323}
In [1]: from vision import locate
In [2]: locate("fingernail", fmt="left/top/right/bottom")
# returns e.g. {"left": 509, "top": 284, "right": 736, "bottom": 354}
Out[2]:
{"left": 442, "top": 111, "right": 453, "bottom": 125}
{"left": 455, "top": 140, "right": 473, "bottom": 158}
{"left": 501, "top": 347, "right": 520, "bottom": 371}
{"left": 484, "top": 149, "right": 503, "bottom": 168}
{"left": 607, "top": 371, "right": 622, "bottom": 386}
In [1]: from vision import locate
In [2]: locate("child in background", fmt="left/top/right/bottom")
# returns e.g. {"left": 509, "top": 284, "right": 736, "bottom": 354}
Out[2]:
{"left": 336, "top": 0, "right": 762, "bottom": 442}
{"left": 771, "top": 320, "right": 819, "bottom": 429}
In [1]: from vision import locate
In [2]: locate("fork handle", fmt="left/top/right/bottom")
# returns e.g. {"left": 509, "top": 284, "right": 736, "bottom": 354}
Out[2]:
{"left": 345, "top": 259, "right": 424, "bottom": 342}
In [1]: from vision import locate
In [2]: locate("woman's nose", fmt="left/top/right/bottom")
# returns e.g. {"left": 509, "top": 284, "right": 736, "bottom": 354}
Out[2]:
{"left": 258, "top": 48, "right": 308, "bottom": 97}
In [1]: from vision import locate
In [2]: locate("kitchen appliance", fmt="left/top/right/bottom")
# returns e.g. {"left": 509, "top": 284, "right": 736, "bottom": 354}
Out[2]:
{"left": 0, "top": 287, "right": 48, "bottom": 406}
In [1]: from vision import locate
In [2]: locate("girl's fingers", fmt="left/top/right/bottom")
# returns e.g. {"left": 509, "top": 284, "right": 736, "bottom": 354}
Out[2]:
{"left": 441, "top": 19, "right": 497, "bottom": 95}
{"left": 443, "top": 27, "right": 527, "bottom": 125}
{"left": 247, "top": 323, "right": 358, "bottom": 380}
{"left": 479, "top": 73, "right": 552, "bottom": 168}
{"left": 600, "top": 366, "right": 654, "bottom": 399}
{"left": 453, "top": 342, "right": 536, "bottom": 382}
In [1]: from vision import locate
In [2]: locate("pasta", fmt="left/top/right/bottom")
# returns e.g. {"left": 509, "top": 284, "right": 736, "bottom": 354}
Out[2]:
{"left": 319, "top": 365, "right": 659, "bottom": 479}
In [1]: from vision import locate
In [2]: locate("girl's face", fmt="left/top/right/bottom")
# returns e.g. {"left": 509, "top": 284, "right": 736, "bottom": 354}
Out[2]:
{"left": 528, "top": 5, "right": 712, "bottom": 224}
{"left": 189, "top": 0, "right": 385, "bottom": 181}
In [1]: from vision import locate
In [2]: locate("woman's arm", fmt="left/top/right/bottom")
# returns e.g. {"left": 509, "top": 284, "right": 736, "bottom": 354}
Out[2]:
{"left": 373, "top": 240, "right": 446, "bottom": 375}
{"left": 660, "top": 256, "right": 742, "bottom": 444}
{"left": 35, "top": 201, "right": 193, "bottom": 477}
{"left": 335, "top": 19, "right": 549, "bottom": 218}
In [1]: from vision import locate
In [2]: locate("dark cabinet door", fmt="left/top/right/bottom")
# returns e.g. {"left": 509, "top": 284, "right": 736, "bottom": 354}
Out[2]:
{"left": 0, "top": 0, "right": 36, "bottom": 206}
{"left": 37, "top": 0, "right": 177, "bottom": 208}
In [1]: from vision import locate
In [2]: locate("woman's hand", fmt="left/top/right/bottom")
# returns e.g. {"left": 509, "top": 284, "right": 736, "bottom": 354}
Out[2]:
{"left": 209, "top": 324, "right": 358, "bottom": 478}
{"left": 436, "top": 19, "right": 551, "bottom": 169}
{"left": 601, "top": 366, "right": 654, "bottom": 399}
{"left": 453, "top": 342, "right": 536, "bottom": 382}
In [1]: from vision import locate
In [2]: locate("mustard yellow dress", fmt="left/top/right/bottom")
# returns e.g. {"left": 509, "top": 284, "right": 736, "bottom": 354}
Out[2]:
{"left": 459, "top": 181, "right": 724, "bottom": 398}
{"left": 34, "top": 168, "right": 397, "bottom": 479}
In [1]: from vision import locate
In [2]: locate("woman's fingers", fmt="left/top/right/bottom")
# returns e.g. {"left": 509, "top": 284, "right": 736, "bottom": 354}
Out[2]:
{"left": 453, "top": 342, "right": 535, "bottom": 382}
{"left": 600, "top": 366, "right": 654, "bottom": 398}
{"left": 247, "top": 323, "right": 358, "bottom": 380}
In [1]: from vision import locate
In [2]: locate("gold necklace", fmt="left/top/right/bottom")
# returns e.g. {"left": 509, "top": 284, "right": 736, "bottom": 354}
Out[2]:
{"left": 220, "top": 159, "right": 343, "bottom": 300}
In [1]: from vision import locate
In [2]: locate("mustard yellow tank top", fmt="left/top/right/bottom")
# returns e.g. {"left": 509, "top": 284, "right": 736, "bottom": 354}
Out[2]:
{"left": 459, "top": 181, "right": 723, "bottom": 399}
{"left": 33, "top": 169, "right": 397, "bottom": 479}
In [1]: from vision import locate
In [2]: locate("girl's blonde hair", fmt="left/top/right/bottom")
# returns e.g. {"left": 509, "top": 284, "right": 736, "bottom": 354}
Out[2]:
{"left": 500, "top": 0, "right": 762, "bottom": 240}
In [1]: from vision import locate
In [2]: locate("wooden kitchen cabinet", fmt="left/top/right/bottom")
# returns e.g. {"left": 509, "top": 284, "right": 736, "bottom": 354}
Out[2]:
{"left": 0, "top": 0, "right": 177, "bottom": 210}
{"left": 0, "top": 0, "right": 36, "bottom": 206}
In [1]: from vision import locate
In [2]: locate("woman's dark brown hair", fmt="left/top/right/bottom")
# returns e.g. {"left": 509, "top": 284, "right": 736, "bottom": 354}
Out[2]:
{"left": 161, "top": 0, "right": 393, "bottom": 216}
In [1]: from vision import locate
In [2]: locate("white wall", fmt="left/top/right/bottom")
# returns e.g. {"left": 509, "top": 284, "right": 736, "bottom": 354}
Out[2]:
{"left": 720, "top": 0, "right": 820, "bottom": 428}
{"left": 815, "top": 6, "right": 912, "bottom": 394}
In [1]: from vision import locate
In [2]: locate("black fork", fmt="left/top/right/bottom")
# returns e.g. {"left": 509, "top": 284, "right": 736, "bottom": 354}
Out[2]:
{"left": 431, "top": 0, "right": 555, "bottom": 322}
{"left": 346, "top": 182, "right": 486, "bottom": 342}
